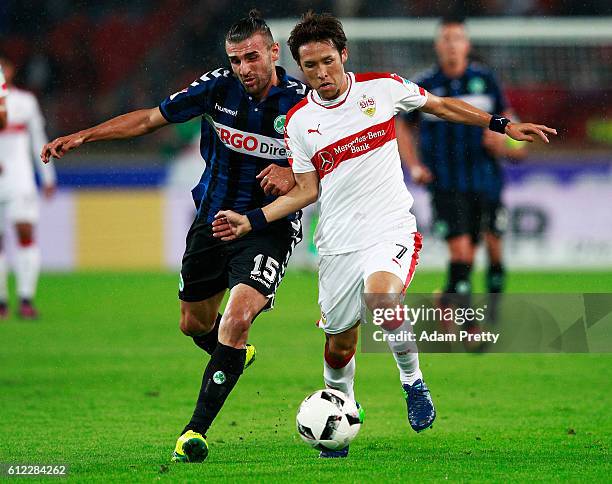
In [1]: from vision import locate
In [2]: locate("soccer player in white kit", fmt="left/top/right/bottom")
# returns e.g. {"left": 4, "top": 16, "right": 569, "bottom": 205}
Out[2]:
{"left": 212, "top": 12, "right": 556, "bottom": 457}
{"left": 0, "top": 57, "right": 56, "bottom": 319}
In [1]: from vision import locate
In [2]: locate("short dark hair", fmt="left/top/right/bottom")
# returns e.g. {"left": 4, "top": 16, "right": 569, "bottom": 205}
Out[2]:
{"left": 225, "top": 9, "right": 274, "bottom": 46}
{"left": 0, "top": 51, "right": 14, "bottom": 66}
{"left": 288, "top": 11, "right": 347, "bottom": 64}
{"left": 439, "top": 14, "right": 466, "bottom": 28}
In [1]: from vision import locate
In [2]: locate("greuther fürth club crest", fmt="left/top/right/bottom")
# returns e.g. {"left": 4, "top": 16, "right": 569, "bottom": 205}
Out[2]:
{"left": 359, "top": 94, "right": 376, "bottom": 117}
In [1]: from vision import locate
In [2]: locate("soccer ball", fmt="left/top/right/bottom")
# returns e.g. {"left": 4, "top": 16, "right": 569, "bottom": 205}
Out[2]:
{"left": 296, "top": 389, "right": 361, "bottom": 451}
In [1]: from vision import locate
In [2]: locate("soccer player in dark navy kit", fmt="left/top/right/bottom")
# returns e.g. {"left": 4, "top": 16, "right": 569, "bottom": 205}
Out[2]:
{"left": 41, "top": 12, "right": 307, "bottom": 462}
{"left": 397, "top": 16, "right": 527, "bottom": 313}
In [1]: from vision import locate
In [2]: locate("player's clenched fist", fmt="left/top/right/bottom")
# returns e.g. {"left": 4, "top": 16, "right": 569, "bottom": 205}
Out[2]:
{"left": 40, "top": 133, "right": 85, "bottom": 163}
{"left": 212, "top": 210, "right": 252, "bottom": 241}
{"left": 256, "top": 164, "right": 295, "bottom": 196}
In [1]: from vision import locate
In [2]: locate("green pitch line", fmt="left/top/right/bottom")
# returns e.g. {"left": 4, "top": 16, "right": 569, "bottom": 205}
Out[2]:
{"left": 0, "top": 271, "right": 610, "bottom": 482}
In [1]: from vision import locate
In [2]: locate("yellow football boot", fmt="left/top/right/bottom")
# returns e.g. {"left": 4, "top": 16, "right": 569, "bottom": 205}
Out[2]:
{"left": 244, "top": 343, "right": 256, "bottom": 370}
{"left": 171, "top": 430, "right": 208, "bottom": 463}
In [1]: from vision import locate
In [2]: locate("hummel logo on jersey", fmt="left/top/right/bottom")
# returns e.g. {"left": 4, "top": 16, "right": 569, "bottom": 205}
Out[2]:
{"left": 169, "top": 87, "right": 188, "bottom": 101}
{"left": 308, "top": 124, "right": 322, "bottom": 135}
{"left": 215, "top": 103, "right": 237, "bottom": 116}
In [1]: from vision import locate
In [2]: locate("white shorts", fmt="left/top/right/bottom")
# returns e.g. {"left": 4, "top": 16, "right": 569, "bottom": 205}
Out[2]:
{"left": 318, "top": 231, "right": 423, "bottom": 334}
{"left": 0, "top": 193, "right": 39, "bottom": 232}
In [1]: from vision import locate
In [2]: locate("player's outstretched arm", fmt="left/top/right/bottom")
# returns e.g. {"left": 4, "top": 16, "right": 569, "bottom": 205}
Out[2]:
{"left": 420, "top": 94, "right": 557, "bottom": 144}
{"left": 212, "top": 171, "right": 319, "bottom": 241}
{"left": 40, "top": 107, "right": 169, "bottom": 163}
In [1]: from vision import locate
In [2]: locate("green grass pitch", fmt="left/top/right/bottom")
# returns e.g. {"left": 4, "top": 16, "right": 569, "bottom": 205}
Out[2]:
{"left": 1, "top": 271, "right": 610, "bottom": 482}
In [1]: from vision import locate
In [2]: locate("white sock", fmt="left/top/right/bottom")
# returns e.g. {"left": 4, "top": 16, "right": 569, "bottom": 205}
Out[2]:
{"left": 384, "top": 320, "right": 423, "bottom": 385}
{"left": 15, "top": 244, "right": 40, "bottom": 301}
{"left": 324, "top": 355, "right": 356, "bottom": 401}
{"left": 0, "top": 252, "right": 8, "bottom": 302}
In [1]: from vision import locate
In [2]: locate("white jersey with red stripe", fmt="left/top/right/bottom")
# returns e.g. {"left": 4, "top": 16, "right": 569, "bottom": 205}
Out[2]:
{"left": 0, "top": 87, "right": 55, "bottom": 200}
{"left": 286, "top": 72, "right": 427, "bottom": 255}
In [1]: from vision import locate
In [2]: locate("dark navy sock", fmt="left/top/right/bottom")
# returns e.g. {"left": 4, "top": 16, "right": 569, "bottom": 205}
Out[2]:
{"left": 442, "top": 262, "right": 473, "bottom": 317}
{"left": 192, "top": 313, "right": 221, "bottom": 355}
{"left": 486, "top": 263, "right": 505, "bottom": 324}
{"left": 444, "top": 262, "right": 472, "bottom": 295}
{"left": 486, "top": 263, "right": 505, "bottom": 293}
{"left": 183, "top": 343, "right": 246, "bottom": 436}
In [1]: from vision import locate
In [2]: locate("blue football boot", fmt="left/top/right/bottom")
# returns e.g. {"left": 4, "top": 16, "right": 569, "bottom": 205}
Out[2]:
{"left": 319, "top": 446, "right": 350, "bottom": 458}
{"left": 402, "top": 379, "right": 436, "bottom": 432}
{"left": 319, "top": 402, "right": 364, "bottom": 458}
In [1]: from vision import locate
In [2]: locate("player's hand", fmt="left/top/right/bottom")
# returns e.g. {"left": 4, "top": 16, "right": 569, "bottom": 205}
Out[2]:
{"left": 41, "top": 133, "right": 86, "bottom": 163}
{"left": 409, "top": 163, "right": 433, "bottom": 185}
{"left": 482, "top": 130, "right": 507, "bottom": 158}
{"left": 43, "top": 184, "right": 57, "bottom": 199}
{"left": 256, "top": 164, "right": 295, "bottom": 196}
{"left": 505, "top": 123, "right": 557, "bottom": 144}
{"left": 212, "top": 210, "right": 252, "bottom": 241}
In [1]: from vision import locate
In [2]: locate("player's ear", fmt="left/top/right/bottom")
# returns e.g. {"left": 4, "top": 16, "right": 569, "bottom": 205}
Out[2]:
{"left": 340, "top": 48, "right": 348, "bottom": 64}
{"left": 270, "top": 42, "right": 280, "bottom": 62}
{"left": 434, "top": 37, "right": 442, "bottom": 57}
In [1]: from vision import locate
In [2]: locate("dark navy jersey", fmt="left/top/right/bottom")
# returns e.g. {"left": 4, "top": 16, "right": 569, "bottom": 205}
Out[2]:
{"left": 159, "top": 66, "right": 308, "bottom": 223}
{"left": 403, "top": 62, "right": 508, "bottom": 200}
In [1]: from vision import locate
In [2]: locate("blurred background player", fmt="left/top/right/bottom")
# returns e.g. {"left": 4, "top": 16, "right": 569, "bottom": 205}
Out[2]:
{"left": 0, "top": 56, "right": 56, "bottom": 319}
{"left": 396, "top": 17, "right": 526, "bottom": 319}
{"left": 0, "top": 64, "right": 7, "bottom": 129}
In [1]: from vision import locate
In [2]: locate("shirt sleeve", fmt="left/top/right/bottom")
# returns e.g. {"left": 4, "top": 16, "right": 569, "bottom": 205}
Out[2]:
{"left": 159, "top": 68, "right": 228, "bottom": 123}
{"left": 388, "top": 74, "right": 428, "bottom": 115}
{"left": 0, "top": 66, "right": 7, "bottom": 98}
{"left": 400, "top": 72, "right": 429, "bottom": 123}
{"left": 28, "top": 96, "right": 56, "bottom": 186}
{"left": 285, "top": 119, "right": 315, "bottom": 174}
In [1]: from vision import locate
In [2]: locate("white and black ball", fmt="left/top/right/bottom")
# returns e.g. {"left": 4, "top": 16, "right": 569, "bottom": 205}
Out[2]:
{"left": 296, "top": 389, "right": 361, "bottom": 451}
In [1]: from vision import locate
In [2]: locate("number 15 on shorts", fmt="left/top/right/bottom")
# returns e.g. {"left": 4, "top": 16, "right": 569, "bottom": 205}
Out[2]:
{"left": 250, "top": 254, "right": 279, "bottom": 285}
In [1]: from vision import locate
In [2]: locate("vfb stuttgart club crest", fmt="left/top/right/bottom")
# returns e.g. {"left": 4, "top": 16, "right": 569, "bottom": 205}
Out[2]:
{"left": 359, "top": 94, "right": 376, "bottom": 117}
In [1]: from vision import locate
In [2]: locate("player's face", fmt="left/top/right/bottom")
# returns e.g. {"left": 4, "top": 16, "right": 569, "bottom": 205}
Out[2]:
{"left": 226, "top": 33, "right": 280, "bottom": 98}
{"left": 435, "top": 24, "right": 470, "bottom": 67}
{"left": 0, "top": 59, "right": 15, "bottom": 84}
{"left": 298, "top": 41, "right": 348, "bottom": 100}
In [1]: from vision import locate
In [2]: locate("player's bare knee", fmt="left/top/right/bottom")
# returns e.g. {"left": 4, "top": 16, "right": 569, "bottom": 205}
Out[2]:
{"left": 220, "top": 310, "right": 252, "bottom": 339}
{"left": 365, "top": 293, "right": 404, "bottom": 330}
{"left": 365, "top": 292, "right": 400, "bottom": 312}
{"left": 179, "top": 312, "right": 197, "bottom": 336}
{"left": 15, "top": 223, "right": 34, "bottom": 246}
{"left": 179, "top": 310, "right": 214, "bottom": 336}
